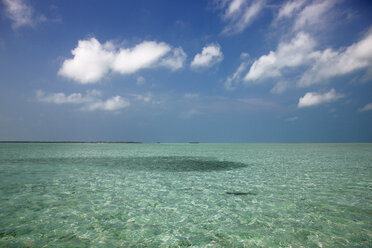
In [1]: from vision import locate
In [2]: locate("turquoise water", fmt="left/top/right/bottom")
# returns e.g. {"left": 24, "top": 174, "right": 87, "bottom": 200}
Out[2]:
{"left": 0, "top": 143, "right": 371, "bottom": 247}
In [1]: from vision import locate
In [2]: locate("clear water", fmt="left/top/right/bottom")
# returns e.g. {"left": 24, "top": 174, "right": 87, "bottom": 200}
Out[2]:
{"left": 0, "top": 143, "right": 371, "bottom": 247}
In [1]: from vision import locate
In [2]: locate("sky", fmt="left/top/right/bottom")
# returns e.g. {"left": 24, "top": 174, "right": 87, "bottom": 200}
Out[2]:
{"left": 0, "top": 0, "right": 371, "bottom": 142}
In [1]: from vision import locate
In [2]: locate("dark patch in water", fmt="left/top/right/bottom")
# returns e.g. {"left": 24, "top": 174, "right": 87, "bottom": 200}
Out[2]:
{"left": 3, "top": 156, "right": 248, "bottom": 172}
{"left": 225, "top": 191, "right": 257, "bottom": 196}
{"left": 127, "top": 156, "right": 248, "bottom": 172}
{"left": 0, "top": 230, "right": 17, "bottom": 238}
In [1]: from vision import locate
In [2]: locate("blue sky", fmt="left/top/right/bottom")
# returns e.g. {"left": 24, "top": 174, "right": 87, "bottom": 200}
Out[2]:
{"left": 0, "top": 0, "right": 371, "bottom": 142}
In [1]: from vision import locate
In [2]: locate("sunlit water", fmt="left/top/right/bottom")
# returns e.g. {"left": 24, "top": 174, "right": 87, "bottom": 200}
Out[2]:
{"left": 0, "top": 143, "right": 371, "bottom": 247}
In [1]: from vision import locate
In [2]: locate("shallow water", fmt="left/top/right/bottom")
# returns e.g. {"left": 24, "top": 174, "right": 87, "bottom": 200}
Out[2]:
{"left": 0, "top": 143, "right": 371, "bottom": 247}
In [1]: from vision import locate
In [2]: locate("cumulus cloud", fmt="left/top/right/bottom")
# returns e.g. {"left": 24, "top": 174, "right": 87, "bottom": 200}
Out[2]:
{"left": 58, "top": 39, "right": 115, "bottom": 84}
{"left": 36, "top": 90, "right": 96, "bottom": 104}
{"left": 59, "top": 38, "right": 186, "bottom": 84}
{"left": 111, "top": 41, "right": 170, "bottom": 74}
{"left": 36, "top": 90, "right": 129, "bottom": 112}
{"left": 218, "top": 0, "right": 265, "bottom": 35}
{"left": 244, "top": 32, "right": 316, "bottom": 82}
{"left": 240, "top": 28, "right": 372, "bottom": 89}
{"left": 83, "top": 96, "right": 129, "bottom": 111}
{"left": 298, "top": 30, "right": 372, "bottom": 87}
{"left": 297, "top": 88, "right": 344, "bottom": 108}
{"left": 191, "top": 44, "right": 223, "bottom": 69}
{"left": 159, "top": 47, "right": 187, "bottom": 70}
{"left": 358, "top": 102, "right": 372, "bottom": 112}
{"left": 3, "top": 0, "right": 34, "bottom": 28}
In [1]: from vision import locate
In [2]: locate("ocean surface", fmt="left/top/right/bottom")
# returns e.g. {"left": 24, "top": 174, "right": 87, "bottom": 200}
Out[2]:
{"left": 0, "top": 143, "right": 371, "bottom": 247}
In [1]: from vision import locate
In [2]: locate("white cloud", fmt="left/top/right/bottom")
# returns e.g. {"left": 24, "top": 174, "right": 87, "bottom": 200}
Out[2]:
{"left": 58, "top": 38, "right": 115, "bottom": 84}
{"left": 224, "top": 0, "right": 245, "bottom": 18}
{"left": 293, "top": 0, "right": 337, "bottom": 31}
{"left": 277, "top": 0, "right": 305, "bottom": 20}
{"left": 297, "top": 88, "right": 344, "bottom": 108}
{"left": 84, "top": 96, "right": 129, "bottom": 111}
{"left": 184, "top": 93, "right": 199, "bottom": 99}
{"left": 36, "top": 90, "right": 129, "bottom": 112}
{"left": 220, "top": 0, "right": 265, "bottom": 35}
{"left": 112, "top": 41, "right": 170, "bottom": 74}
{"left": 2, "top": 0, "right": 49, "bottom": 29}
{"left": 224, "top": 52, "right": 250, "bottom": 91}
{"left": 37, "top": 91, "right": 82, "bottom": 104}
{"left": 242, "top": 28, "right": 372, "bottom": 89}
{"left": 224, "top": 61, "right": 249, "bottom": 90}
{"left": 358, "top": 102, "right": 372, "bottom": 112}
{"left": 270, "top": 81, "right": 289, "bottom": 94}
{"left": 298, "top": 30, "right": 372, "bottom": 87}
{"left": 36, "top": 89, "right": 101, "bottom": 104}
{"left": 244, "top": 32, "right": 316, "bottom": 82}
{"left": 191, "top": 44, "right": 223, "bottom": 69}
{"left": 3, "top": 0, "right": 34, "bottom": 28}
{"left": 59, "top": 38, "right": 186, "bottom": 84}
{"left": 274, "top": 0, "right": 338, "bottom": 31}
{"left": 159, "top": 47, "right": 187, "bottom": 70}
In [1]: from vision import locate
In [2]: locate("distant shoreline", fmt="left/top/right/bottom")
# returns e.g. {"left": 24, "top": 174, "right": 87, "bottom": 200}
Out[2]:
{"left": 0, "top": 141, "right": 371, "bottom": 144}
{"left": 0, "top": 141, "right": 143, "bottom": 144}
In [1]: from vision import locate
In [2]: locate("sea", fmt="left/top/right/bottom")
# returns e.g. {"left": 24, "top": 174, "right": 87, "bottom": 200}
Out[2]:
{"left": 0, "top": 143, "right": 371, "bottom": 247}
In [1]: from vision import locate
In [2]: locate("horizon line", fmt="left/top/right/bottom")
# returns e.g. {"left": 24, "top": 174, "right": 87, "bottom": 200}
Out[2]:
{"left": 0, "top": 141, "right": 371, "bottom": 144}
